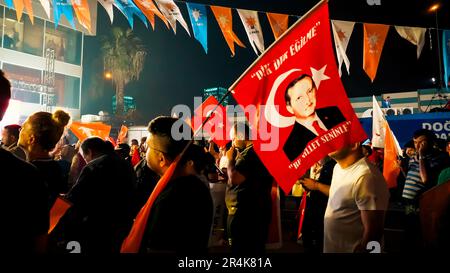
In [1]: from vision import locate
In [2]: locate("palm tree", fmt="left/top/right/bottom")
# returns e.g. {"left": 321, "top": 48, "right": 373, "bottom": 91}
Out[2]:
{"left": 101, "top": 27, "right": 147, "bottom": 116}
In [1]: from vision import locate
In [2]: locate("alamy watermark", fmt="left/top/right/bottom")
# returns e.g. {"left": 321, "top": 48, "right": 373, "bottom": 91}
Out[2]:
{"left": 170, "top": 97, "right": 280, "bottom": 151}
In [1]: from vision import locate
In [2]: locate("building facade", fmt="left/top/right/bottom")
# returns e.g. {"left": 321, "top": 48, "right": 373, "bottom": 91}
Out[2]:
{"left": 0, "top": 0, "right": 97, "bottom": 127}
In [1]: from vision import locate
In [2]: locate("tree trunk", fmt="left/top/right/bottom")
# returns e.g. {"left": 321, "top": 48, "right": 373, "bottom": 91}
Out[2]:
{"left": 116, "top": 81, "right": 125, "bottom": 116}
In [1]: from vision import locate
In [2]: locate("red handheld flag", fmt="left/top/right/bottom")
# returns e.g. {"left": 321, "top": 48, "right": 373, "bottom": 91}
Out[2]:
{"left": 121, "top": 155, "right": 180, "bottom": 253}
{"left": 48, "top": 197, "right": 72, "bottom": 234}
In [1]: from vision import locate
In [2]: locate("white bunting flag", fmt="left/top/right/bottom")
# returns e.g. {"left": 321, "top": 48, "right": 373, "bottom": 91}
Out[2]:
{"left": 155, "top": 0, "right": 191, "bottom": 36}
{"left": 331, "top": 20, "right": 355, "bottom": 76}
{"left": 237, "top": 9, "right": 265, "bottom": 55}
{"left": 40, "top": 0, "right": 51, "bottom": 18}
{"left": 98, "top": 0, "right": 114, "bottom": 23}
{"left": 395, "top": 26, "right": 426, "bottom": 59}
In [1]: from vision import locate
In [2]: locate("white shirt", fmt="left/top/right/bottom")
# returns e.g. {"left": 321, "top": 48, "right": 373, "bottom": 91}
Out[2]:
{"left": 323, "top": 157, "right": 389, "bottom": 253}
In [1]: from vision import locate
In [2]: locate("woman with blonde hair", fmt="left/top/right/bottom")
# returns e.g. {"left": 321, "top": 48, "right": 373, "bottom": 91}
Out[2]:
{"left": 19, "top": 110, "right": 71, "bottom": 206}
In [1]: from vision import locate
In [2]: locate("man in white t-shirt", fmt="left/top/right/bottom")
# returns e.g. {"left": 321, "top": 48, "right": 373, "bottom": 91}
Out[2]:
{"left": 323, "top": 142, "right": 389, "bottom": 253}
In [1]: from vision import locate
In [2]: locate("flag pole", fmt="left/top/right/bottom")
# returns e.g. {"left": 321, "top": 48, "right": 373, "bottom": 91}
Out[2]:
{"left": 228, "top": 0, "right": 328, "bottom": 91}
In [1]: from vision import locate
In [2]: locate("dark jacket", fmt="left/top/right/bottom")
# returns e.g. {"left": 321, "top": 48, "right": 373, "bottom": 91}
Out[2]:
{"left": 65, "top": 153, "right": 136, "bottom": 253}
{"left": 142, "top": 175, "right": 213, "bottom": 254}
{"left": 0, "top": 148, "right": 49, "bottom": 253}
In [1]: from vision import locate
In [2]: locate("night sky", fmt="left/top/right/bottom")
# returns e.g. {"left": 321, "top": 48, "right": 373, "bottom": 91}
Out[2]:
{"left": 81, "top": 0, "right": 449, "bottom": 125}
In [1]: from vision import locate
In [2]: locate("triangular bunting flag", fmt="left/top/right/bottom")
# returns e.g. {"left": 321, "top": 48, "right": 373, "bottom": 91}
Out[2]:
{"left": 53, "top": 0, "right": 76, "bottom": 29}
{"left": 186, "top": 2, "right": 208, "bottom": 53}
{"left": 443, "top": 30, "right": 450, "bottom": 88}
{"left": 154, "top": 0, "right": 191, "bottom": 36}
{"left": 237, "top": 9, "right": 265, "bottom": 55}
{"left": 71, "top": 0, "right": 92, "bottom": 33}
{"left": 363, "top": 23, "right": 389, "bottom": 82}
{"left": 98, "top": 0, "right": 114, "bottom": 23}
{"left": 266, "top": 13, "right": 289, "bottom": 40}
{"left": 114, "top": 0, "right": 148, "bottom": 29}
{"left": 395, "top": 26, "right": 426, "bottom": 59}
{"left": 40, "top": 0, "right": 51, "bottom": 18}
{"left": 331, "top": 20, "right": 355, "bottom": 76}
{"left": 11, "top": 0, "right": 34, "bottom": 24}
{"left": 210, "top": 6, "right": 245, "bottom": 56}
{"left": 5, "top": 0, "right": 14, "bottom": 9}
{"left": 133, "top": 0, "right": 170, "bottom": 30}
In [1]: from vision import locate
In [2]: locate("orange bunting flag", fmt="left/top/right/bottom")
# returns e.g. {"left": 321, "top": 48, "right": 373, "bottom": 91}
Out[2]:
{"left": 266, "top": 13, "right": 289, "bottom": 40}
{"left": 134, "top": 0, "right": 170, "bottom": 30}
{"left": 363, "top": 23, "right": 389, "bottom": 82}
{"left": 12, "top": 0, "right": 34, "bottom": 24}
{"left": 210, "top": 6, "right": 245, "bottom": 56}
{"left": 117, "top": 125, "right": 128, "bottom": 144}
{"left": 383, "top": 122, "right": 401, "bottom": 189}
{"left": 71, "top": 0, "right": 92, "bottom": 33}
{"left": 121, "top": 155, "right": 181, "bottom": 253}
{"left": 48, "top": 197, "right": 72, "bottom": 234}
{"left": 70, "top": 122, "right": 111, "bottom": 142}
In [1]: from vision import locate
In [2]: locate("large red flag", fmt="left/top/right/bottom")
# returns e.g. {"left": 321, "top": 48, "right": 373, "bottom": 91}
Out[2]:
{"left": 121, "top": 155, "right": 180, "bottom": 253}
{"left": 230, "top": 0, "right": 367, "bottom": 194}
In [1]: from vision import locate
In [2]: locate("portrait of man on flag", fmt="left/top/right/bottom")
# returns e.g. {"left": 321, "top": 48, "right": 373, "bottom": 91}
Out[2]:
{"left": 231, "top": 1, "right": 367, "bottom": 193}
{"left": 282, "top": 73, "right": 347, "bottom": 161}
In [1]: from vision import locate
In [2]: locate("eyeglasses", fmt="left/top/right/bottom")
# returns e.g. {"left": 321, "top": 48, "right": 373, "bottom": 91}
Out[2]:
{"left": 148, "top": 145, "right": 167, "bottom": 154}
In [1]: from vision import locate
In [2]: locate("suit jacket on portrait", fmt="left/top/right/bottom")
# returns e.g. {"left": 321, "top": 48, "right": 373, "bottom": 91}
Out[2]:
{"left": 283, "top": 106, "right": 346, "bottom": 162}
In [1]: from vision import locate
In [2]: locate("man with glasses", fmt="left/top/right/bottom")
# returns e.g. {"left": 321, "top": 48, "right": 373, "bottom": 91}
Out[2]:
{"left": 141, "top": 116, "right": 213, "bottom": 254}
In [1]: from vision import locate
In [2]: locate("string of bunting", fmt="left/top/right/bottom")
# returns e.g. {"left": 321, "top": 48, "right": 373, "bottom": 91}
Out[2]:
{"left": 3, "top": 0, "right": 449, "bottom": 83}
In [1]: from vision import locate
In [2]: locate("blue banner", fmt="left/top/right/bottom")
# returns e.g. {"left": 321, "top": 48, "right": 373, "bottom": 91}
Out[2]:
{"left": 53, "top": 0, "right": 76, "bottom": 29}
{"left": 114, "top": 0, "right": 148, "bottom": 29}
{"left": 360, "top": 112, "right": 450, "bottom": 148}
{"left": 186, "top": 3, "right": 208, "bottom": 54}
{"left": 4, "top": 0, "right": 14, "bottom": 9}
{"left": 443, "top": 30, "right": 450, "bottom": 88}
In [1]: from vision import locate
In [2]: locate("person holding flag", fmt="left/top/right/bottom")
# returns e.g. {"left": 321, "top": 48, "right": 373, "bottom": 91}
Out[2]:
{"left": 139, "top": 116, "right": 213, "bottom": 253}
{"left": 225, "top": 122, "right": 273, "bottom": 254}
{"left": 324, "top": 142, "right": 389, "bottom": 253}
{"left": 401, "top": 129, "right": 449, "bottom": 251}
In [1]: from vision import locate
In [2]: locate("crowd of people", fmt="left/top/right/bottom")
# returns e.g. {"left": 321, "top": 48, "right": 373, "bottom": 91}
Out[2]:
{"left": 1, "top": 69, "right": 449, "bottom": 254}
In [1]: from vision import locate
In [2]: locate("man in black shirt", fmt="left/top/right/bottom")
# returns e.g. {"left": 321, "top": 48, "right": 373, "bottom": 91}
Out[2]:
{"left": 226, "top": 122, "right": 273, "bottom": 254}
{"left": 141, "top": 116, "right": 213, "bottom": 254}
{"left": 65, "top": 137, "right": 135, "bottom": 253}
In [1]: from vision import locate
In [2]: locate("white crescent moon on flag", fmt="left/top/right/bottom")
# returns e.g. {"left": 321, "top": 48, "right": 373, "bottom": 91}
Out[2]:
{"left": 264, "top": 69, "right": 300, "bottom": 128}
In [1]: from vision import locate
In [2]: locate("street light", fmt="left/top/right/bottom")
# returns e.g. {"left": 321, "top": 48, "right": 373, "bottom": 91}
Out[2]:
{"left": 428, "top": 3, "right": 443, "bottom": 90}
{"left": 105, "top": 72, "right": 112, "bottom": 79}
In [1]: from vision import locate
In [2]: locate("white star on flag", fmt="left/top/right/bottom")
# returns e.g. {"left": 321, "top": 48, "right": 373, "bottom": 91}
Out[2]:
{"left": 192, "top": 9, "right": 201, "bottom": 22}
{"left": 217, "top": 122, "right": 224, "bottom": 129}
{"left": 310, "top": 65, "right": 330, "bottom": 89}
{"left": 218, "top": 15, "right": 228, "bottom": 26}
